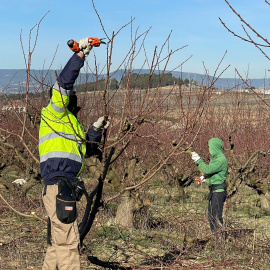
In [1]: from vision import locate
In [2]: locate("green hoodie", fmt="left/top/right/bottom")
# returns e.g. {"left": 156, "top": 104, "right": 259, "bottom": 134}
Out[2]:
{"left": 196, "top": 138, "right": 228, "bottom": 192}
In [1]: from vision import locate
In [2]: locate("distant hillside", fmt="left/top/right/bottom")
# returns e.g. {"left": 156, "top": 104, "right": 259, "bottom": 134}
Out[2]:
{"left": 1, "top": 69, "right": 270, "bottom": 94}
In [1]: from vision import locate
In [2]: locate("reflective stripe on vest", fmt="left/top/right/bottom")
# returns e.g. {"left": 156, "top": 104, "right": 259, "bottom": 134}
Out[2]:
{"left": 39, "top": 132, "right": 78, "bottom": 145}
{"left": 54, "top": 82, "right": 72, "bottom": 96}
{"left": 50, "top": 100, "right": 66, "bottom": 113}
{"left": 40, "top": 151, "right": 83, "bottom": 163}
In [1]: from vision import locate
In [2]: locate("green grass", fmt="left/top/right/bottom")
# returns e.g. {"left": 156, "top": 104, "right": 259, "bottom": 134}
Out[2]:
{"left": 0, "top": 182, "right": 269, "bottom": 269}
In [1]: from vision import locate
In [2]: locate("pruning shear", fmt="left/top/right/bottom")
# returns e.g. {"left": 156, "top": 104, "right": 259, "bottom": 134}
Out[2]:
{"left": 89, "top": 37, "right": 106, "bottom": 47}
{"left": 67, "top": 37, "right": 106, "bottom": 53}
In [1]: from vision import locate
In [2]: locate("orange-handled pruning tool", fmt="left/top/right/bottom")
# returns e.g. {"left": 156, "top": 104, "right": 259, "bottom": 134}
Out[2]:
{"left": 67, "top": 37, "right": 106, "bottom": 53}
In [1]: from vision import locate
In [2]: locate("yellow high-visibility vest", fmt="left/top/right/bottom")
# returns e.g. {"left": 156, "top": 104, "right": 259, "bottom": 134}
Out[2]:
{"left": 39, "top": 84, "right": 86, "bottom": 181}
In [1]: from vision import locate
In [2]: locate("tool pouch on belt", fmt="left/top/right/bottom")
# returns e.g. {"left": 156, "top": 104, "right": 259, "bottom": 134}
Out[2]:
{"left": 56, "top": 179, "right": 77, "bottom": 224}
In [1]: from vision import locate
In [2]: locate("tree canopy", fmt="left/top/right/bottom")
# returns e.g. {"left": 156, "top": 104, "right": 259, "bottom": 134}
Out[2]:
{"left": 76, "top": 73, "right": 191, "bottom": 92}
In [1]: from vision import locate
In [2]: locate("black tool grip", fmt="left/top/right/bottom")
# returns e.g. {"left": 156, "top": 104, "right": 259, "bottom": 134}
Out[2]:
{"left": 67, "top": 39, "right": 74, "bottom": 48}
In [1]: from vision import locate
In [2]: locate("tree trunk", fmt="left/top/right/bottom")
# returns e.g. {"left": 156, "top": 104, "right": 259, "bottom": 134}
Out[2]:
{"left": 175, "top": 179, "right": 186, "bottom": 198}
{"left": 115, "top": 190, "right": 135, "bottom": 230}
{"left": 177, "top": 183, "right": 186, "bottom": 198}
{"left": 260, "top": 191, "right": 270, "bottom": 211}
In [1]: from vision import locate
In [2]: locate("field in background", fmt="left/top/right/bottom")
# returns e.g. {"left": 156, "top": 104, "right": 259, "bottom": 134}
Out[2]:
{"left": 1, "top": 87, "right": 270, "bottom": 269}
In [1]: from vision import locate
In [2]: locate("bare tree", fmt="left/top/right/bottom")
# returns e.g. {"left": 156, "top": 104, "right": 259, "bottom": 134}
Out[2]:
{"left": 220, "top": 0, "right": 270, "bottom": 62}
{"left": 218, "top": 0, "right": 270, "bottom": 209}
{"left": 0, "top": 2, "right": 236, "bottom": 268}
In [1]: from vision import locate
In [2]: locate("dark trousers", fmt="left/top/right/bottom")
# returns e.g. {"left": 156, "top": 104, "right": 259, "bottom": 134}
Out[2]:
{"left": 208, "top": 191, "right": 226, "bottom": 232}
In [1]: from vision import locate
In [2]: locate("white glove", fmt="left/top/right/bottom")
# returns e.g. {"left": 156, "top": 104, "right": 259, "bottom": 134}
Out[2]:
{"left": 78, "top": 38, "right": 92, "bottom": 56}
{"left": 82, "top": 44, "right": 92, "bottom": 57}
{"left": 104, "top": 120, "right": 110, "bottom": 129}
{"left": 79, "top": 38, "right": 90, "bottom": 49}
{"left": 93, "top": 116, "right": 110, "bottom": 129}
{"left": 191, "top": 151, "right": 201, "bottom": 162}
{"left": 199, "top": 176, "right": 206, "bottom": 182}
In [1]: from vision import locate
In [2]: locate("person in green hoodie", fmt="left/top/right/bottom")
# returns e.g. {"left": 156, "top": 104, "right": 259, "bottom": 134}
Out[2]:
{"left": 191, "top": 138, "right": 228, "bottom": 232}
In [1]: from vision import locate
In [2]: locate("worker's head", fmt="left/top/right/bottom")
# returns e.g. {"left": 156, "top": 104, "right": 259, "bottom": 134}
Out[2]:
{"left": 208, "top": 138, "right": 223, "bottom": 157}
{"left": 49, "top": 86, "right": 53, "bottom": 98}
{"left": 68, "top": 86, "right": 81, "bottom": 117}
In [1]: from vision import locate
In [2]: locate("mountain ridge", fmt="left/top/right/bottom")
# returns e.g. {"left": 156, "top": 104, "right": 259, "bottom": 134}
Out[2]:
{"left": 1, "top": 69, "right": 270, "bottom": 94}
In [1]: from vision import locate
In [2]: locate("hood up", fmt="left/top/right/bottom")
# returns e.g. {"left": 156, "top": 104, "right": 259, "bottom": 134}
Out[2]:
{"left": 208, "top": 138, "right": 223, "bottom": 157}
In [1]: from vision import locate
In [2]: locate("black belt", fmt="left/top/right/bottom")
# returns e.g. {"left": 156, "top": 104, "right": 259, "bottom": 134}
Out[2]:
{"left": 208, "top": 182, "right": 226, "bottom": 201}
{"left": 209, "top": 182, "right": 227, "bottom": 192}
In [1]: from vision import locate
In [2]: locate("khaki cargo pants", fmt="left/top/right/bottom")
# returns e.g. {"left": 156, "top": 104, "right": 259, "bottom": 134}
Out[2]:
{"left": 42, "top": 184, "right": 80, "bottom": 270}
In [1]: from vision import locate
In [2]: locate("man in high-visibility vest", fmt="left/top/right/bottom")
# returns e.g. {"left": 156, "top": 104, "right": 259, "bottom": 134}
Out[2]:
{"left": 39, "top": 37, "right": 109, "bottom": 270}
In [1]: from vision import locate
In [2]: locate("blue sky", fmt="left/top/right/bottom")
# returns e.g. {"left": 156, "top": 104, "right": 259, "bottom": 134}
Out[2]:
{"left": 1, "top": 0, "right": 270, "bottom": 78}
